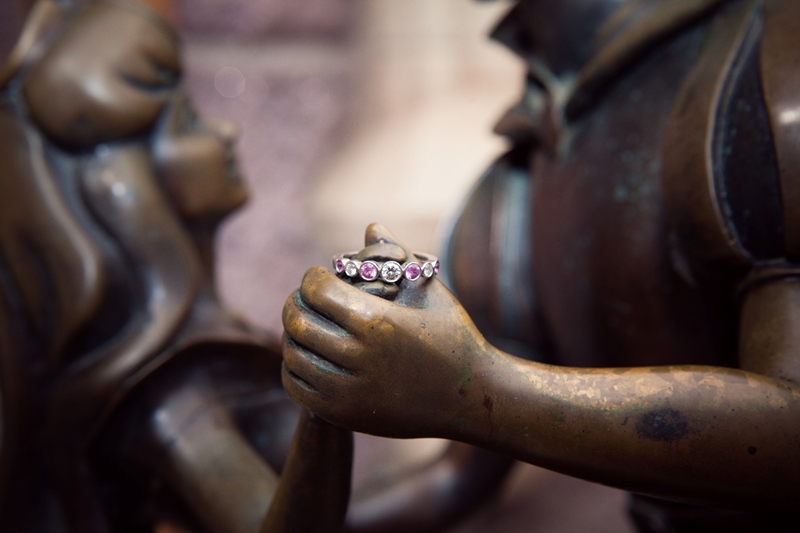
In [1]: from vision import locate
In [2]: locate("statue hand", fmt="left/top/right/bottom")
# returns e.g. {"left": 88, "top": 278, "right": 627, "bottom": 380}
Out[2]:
{"left": 282, "top": 224, "right": 491, "bottom": 439}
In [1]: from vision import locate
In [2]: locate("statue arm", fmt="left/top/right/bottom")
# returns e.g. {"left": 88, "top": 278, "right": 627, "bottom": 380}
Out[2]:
{"left": 260, "top": 410, "right": 352, "bottom": 533}
{"left": 108, "top": 364, "right": 352, "bottom": 533}
{"left": 133, "top": 386, "right": 280, "bottom": 533}
{"left": 448, "top": 341, "right": 800, "bottom": 511}
{"left": 282, "top": 258, "right": 800, "bottom": 513}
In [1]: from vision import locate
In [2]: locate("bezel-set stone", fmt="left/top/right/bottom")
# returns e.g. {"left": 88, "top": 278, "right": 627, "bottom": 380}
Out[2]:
{"left": 422, "top": 262, "right": 434, "bottom": 278}
{"left": 404, "top": 262, "right": 422, "bottom": 281}
{"left": 360, "top": 261, "right": 379, "bottom": 281}
{"left": 381, "top": 261, "right": 403, "bottom": 283}
{"left": 433, "top": 261, "right": 440, "bottom": 275}
{"left": 334, "top": 259, "right": 344, "bottom": 273}
{"left": 344, "top": 261, "right": 359, "bottom": 277}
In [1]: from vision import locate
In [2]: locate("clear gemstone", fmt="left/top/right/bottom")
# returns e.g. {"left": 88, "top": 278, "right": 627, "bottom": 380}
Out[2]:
{"left": 360, "top": 261, "right": 379, "bottom": 281}
{"left": 345, "top": 261, "right": 358, "bottom": 277}
{"left": 422, "top": 262, "right": 434, "bottom": 278}
{"left": 381, "top": 261, "right": 403, "bottom": 283}
{"left": 404, "top": 262, "right": 422, "bottom": 281}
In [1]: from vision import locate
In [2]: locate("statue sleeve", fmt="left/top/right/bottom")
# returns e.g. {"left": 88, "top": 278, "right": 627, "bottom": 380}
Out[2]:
{"left": 662, "top": 0, "right": 800, "bottom": 296}
{"left": 441, "top": 146, "right": 547, "bottom": 360}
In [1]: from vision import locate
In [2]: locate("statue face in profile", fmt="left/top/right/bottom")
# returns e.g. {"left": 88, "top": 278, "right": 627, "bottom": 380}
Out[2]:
{"left": 153, "top": 90, "right": 248, "bottom": 221}
{"left": 21, "top": 0, "right": 249, "bottom": 222}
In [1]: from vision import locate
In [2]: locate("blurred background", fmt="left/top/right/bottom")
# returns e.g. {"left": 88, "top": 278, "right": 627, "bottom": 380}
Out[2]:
{"left": 177, "top": 0, "right": 634, "bottom": 530}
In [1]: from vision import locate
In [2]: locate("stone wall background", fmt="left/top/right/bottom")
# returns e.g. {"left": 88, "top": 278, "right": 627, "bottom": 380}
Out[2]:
{"left": 177, "top": 1, "right": 634, "bottom": 531}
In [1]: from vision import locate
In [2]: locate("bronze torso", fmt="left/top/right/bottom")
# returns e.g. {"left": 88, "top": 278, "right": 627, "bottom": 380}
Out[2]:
{"left": 448, "top": 0, "right": 774, "bottom": 369}
{"left": 445, "top": 0, "right": 800, "bottom": 528}
{"left": 529, "top": 24, "right": 730, "bottom": 370}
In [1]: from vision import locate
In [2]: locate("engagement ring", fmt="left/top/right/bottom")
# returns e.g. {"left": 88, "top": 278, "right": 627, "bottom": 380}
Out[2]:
{"left": 332, "top": 252, "right": 439, "bottom": 283}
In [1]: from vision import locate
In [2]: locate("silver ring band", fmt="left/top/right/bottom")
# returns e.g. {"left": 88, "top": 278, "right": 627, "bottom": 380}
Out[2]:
{"left": 332, "top": 252, "right": 439, "bottom": 283}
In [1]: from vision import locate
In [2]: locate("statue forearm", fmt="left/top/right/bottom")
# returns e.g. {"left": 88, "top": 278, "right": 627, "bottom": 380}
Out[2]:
{"left": 121, "top": 385, "right": 279, "bottom": 533}
{"left": 260, "top": 410, "right": 353, "bottom": 533}
{"left": 117, "top": 380, "right": 352, "bottom": 533}
{"left": 454, "top": 351, "right": 800, "bottom": 510}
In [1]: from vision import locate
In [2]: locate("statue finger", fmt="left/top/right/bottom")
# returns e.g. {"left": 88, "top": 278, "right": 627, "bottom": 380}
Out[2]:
{"left": 280, "top": 361, "right": 358, "bottom": 432}
{"left": 281, "top": 360, "right": 324, "bottom": 411}
{"left": 355, "top": 243, "right": 407, "bottom": 263}
{"left": 352, "top": 280, "right": 399, "bottom": 300}
{"left": 281, "top": 336, "right": 353, "bottom": 402}
{"left": 299, "top": 266, "right": 393, "bottom": 334}
{"left": 282, "top": 291, "right": 363, "bottom": 369}
{"left": 282, "top": 334, "right": 355, "bottom": 382}
{"left": 363, "top": 222, "right": 416, "bottom": 261}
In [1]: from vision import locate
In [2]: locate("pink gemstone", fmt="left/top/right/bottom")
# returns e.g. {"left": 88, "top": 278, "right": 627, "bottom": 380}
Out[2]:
{"left": 335, "top": 259, "right": 344, "bottom": 273}
{"left": 434, "top": 261, "right": 440, "bottom": 275}
{"left": 404, "top": 263, "right": 421, "bottom": 281}
{"left": 360, "top": 261, "right": 378, "bottom": 281}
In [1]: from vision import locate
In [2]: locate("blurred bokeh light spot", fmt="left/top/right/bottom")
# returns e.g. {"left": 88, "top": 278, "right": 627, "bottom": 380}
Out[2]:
{"left": 214, "top": 66, "right": 246, "bottom": 99}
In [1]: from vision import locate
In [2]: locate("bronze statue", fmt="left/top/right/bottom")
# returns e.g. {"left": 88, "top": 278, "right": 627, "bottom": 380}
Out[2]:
{"left": 283, "top": 0, "right": 800, "bottom": 531}
{"left": 0, "top": 1, "right": 351, "bottom": 531}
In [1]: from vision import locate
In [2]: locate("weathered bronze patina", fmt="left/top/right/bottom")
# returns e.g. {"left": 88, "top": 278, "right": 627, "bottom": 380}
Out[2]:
{"left": 0, "top": 1, "right": 351, "bottom": 531}
{"left": 284, "top": 1, "right": 800, "bottom": 531}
